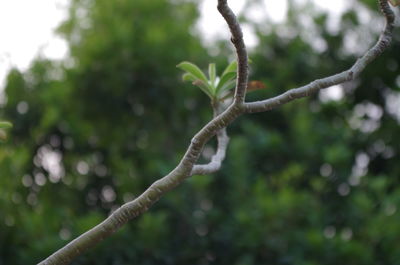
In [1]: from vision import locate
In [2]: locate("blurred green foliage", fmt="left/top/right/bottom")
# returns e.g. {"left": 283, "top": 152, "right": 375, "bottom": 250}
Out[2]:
{"left": 1, "top": 0, "right": 400, "bottom": 264}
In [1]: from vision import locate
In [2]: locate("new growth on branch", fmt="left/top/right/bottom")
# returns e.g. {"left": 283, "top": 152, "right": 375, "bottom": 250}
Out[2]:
{"left": 39, "top": 0, "right": 398, "bottom": 264}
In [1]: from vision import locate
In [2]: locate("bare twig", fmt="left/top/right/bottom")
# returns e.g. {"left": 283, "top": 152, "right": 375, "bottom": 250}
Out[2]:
{"left": 244, "top": 0, "right": 395, "bottom": 113}
{"left": 191, "top": 102, "right": 230, "bottom": 176}
{"left": 217, "top": 0, "right": 249, "bottom": 104}
{"left": 191, "top": 129, "right": 229, "bottom": 176}
{"left": 39, "top": 1, "right": 396, "bottom": 264}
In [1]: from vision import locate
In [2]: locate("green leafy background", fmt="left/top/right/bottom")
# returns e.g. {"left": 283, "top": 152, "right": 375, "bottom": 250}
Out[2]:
{"left": 1, "top": 0, "right": 400, "bottom": 264}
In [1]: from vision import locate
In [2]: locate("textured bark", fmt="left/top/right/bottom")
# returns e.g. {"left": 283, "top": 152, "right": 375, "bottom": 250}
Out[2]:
{"left": 39, "top": 1, "right": 396, "bottom": 264}
{"left": 244, "top": 0, "right": 395, "bottom": 114}
{"left": 191, "top": 101, "right": 230, "bottom": 176}
{"left": 217, "top": 0, "right": 249, "bottom": 104}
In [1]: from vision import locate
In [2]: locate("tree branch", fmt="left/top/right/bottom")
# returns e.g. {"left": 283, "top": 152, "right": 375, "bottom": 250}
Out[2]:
{"left": 244, "top": 0, "right": 395, "bottom": 114}
{"left": 191, "top": 102, "right": 230, "bottom": 176}
{"left": 39, "top": 1, "right": 397, "bottom": 264}
{"left": 217, "top": 0, "right": 249, "bottom": 104}
{"left": 191, "top": 128, "right": 229, "bottom": 176}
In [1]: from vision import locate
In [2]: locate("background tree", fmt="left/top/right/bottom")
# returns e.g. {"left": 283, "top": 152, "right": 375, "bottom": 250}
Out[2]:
{"left": 0, "top": 0, "right": 399, "bottom": 264}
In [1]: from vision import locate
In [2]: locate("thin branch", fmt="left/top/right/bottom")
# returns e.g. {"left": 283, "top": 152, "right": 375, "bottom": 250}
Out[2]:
{"left": 244, "top": 0, "right": 395, "bottom": 114}
{"left": 217, "top": 0, "right": 249, "bottom": 104}
{"left": 40, "top": 101, "right": 242, "bottom": 265}
{"left": 191, "top": 129, "right": 229, "bottom": 176}
{"left": 39, "top": 1, "right": 397, "bottom": 264}
{"left": 42, "top": 94, "right": 246, "bottom": 264}
{"left": 191, "top": 102, "right": 230, "bottom": 176}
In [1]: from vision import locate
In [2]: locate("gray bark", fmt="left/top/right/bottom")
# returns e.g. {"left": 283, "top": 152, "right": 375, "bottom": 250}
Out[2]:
{"left": 39, "top": 1, "right": 397, "bottom": 264}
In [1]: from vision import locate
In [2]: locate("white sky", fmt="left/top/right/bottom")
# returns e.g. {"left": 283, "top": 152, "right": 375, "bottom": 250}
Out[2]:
{"left": 0, "top": 0, "right": 347, "bottom": 91}
{"left": 0, "top": 0, "right": 69, "bottom": 90}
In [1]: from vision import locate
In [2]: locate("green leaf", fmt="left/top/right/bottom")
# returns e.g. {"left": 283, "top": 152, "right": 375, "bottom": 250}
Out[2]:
{"left": 177, "top": 61, "right": 208, "bottom": 83}
{"left": 182, "top": 73, "right": 198, "bottom": 82}
{"left": 208, "top": 63, "right": 216, "bottom": 87}
{"left": 178, "top": 63, "right": 214, "bottom": 99}
{"left": 216, "top": 72, "right": 236, "bottom": 94}
{"left": 0, "top": 121, "right": 12, "bottom": 129}
{"left": 192, "top": 80, "right": 213, "bottom": 99}
{"left": 218, "top": 79, "right": 236, "bottom": 95}
{"left": 222, "top": 61, "right": 237, "bottom": 76}
{"left": 221, "top": 59, "right": 252, "bottom": 77}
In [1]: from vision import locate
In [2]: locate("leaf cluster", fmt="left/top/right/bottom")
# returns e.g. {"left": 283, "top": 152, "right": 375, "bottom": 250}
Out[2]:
{"left": 177, "top": 61, "right": 237, "bottom": 102}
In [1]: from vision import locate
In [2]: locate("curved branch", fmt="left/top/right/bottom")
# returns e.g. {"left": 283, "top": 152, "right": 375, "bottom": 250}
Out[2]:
{"left": 191, "top": 101, "right": 230, "bottom": 176}
{"left": 39, "top": 102, "right": 243, "bottom": 265}
{"left": 41, "top": 117, "right": 239, "bottom": 264}
{"left": 39, "top": 1, "right": 397, "bottom": 264}
{"left": 191, "top": 128, "right": 229, "bottom": 176}
{"left": 217, "top": 0, "right": 249, "bottom": 104}
{"left": 244, "top": 0, "right": 395, "bottom": 114}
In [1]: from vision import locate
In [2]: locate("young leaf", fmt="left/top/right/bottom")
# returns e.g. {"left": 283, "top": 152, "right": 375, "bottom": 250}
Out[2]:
{"left": 182, "top": 73, "right": 198, "bottom": 82}
{"left": 177, "top": 62, "right": 208, "bottom": 83}
{"left": 221, "top": 61, "right": 237, "bottom": 76}
{"left": 0, "top": 121, "right": 12, "bottom": 129}
{"left": 217, "top": 79, "right": 236, "bottom": 95}
{"left": 216, "top": 72, "right": 236, "bottom": 93}
{"left": 221, "top": 59, "right": 252, "bottom": 76}
{"left": 192, "top": 80, "right": 213, "bottom": 99}
{"left": 208, "top": 63, "right": 216, "bottom": 87}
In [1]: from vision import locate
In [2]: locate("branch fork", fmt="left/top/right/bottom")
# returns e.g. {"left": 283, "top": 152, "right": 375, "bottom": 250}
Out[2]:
{"left": 40, "top": 1, "right": 397, "bottom": 264}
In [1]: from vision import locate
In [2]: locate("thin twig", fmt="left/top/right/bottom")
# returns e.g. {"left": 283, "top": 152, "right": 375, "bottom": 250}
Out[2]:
{"left": 244, "top": 0, "right": 395, "bottom": 113}
{"left": 39, "top": 1, "right": 396, "bottom": 264}
{"left": 217, "top": 0, "right": 249, "bottom": 104}
{"left": 191, "top": 101, "right": 230, "bottom": 176}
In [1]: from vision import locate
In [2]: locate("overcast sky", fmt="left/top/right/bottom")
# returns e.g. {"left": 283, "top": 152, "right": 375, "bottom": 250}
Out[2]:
{"left": 0, "top": 0, "right": 348, "bottom": 91}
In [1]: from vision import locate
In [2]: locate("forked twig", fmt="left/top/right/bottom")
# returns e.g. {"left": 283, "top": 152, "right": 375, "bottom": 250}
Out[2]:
{"left": 39, "top": 1, "right": 396, "bottom": 264}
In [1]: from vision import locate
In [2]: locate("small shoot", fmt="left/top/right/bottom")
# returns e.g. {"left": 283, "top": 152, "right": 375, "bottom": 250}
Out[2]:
{"left": 177, "top": 60, "right": 266, "bottom": 103}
